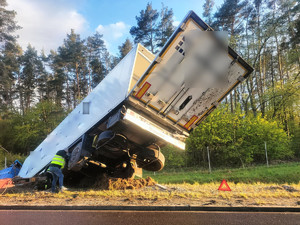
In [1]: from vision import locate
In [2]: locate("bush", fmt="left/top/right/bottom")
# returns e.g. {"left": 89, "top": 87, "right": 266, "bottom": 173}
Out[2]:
{"left": 186, "top": 105, "right": 292, "bottom": 167}
{"left": 0, "top": 100, "right": 67, "bottom": 155}
{"left": 161, "top": 145, "right": 187, "bottom": 168}
{"left": 0, "top": 149, "right": 27, "bottom": 170}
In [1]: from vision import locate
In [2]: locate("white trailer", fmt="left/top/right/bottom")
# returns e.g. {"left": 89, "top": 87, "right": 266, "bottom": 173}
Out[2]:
{"left": 18, "top": 11, "right": 253, "bottom": 183}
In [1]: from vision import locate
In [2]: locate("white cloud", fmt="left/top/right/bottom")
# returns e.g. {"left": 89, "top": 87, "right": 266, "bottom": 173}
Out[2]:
{"left": 96, "top": 22, "right": 129, "bottom": 40}
{"left": 7, "top": 0, "right": 87, "bottom": 53}
{"left": 173, "top": 20, "right": 180, "bottom": 27}
{"left": 96, "top": 22, "right": 130, "bottom": 53}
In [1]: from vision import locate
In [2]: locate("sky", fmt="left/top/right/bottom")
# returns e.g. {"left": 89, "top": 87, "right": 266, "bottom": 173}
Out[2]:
{"left": 7, "top": 0, "right": 223, "bottom": 56}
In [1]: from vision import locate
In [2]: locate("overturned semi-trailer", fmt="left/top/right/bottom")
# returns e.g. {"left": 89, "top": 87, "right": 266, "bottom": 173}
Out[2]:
{"left": 18, "top": 11, "right": 253, "bottom": 185}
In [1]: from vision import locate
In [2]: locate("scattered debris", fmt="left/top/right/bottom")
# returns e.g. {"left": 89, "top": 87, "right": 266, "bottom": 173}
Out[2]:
{"left": 267, "top": 185, "right": 298, "bottom": 193}
{"left": 282, "top": 185, "right": 298, "bottom": 193}
{"left": 93, "top": 174, "right": 156, "bottom": 190}
{"left": 267, "top": 186, "right": 283, "bottom": 191}
{"left": 155, "top": 184, "right": 169, "bottom": 191}
{"left": 72, "top": 194, "right": 78, "bottom": 199}
{"left": 203, "top": 200, "right": 216, "bottom": 205}
{"left": 169, "top": 187, "right": 187, "bottom": 192}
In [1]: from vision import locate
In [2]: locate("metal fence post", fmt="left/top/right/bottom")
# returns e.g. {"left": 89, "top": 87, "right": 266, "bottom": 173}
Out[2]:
{"left": 265, "top": 141, "right": 269, "bottom": 167}
{"left": 207, "top": 146, "right": 211, "bottom": 173}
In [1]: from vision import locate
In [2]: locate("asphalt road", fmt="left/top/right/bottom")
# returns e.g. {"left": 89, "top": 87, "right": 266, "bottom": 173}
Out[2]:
{"left": 1, "top": 210, "right": 300, "bottom": 225}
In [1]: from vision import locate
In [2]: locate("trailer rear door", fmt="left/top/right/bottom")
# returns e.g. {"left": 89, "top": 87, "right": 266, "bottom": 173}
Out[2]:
{"left": 130, "top": 11, "right": 253, "bottom": 133}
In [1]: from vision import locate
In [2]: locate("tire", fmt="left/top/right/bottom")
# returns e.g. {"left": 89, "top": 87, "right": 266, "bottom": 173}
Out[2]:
{"left": 136, "top": 147, "right": 165, "bottom": 171}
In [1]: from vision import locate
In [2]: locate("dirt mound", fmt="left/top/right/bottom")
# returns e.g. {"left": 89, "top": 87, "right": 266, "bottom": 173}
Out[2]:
{"left": 93, "top": 175, "right": 156, "bottom": 190}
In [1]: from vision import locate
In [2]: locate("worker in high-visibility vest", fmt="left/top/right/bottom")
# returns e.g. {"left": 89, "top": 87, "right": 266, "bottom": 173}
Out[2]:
{"left": 48, "top": 150, "right": 69, "bottom": 193}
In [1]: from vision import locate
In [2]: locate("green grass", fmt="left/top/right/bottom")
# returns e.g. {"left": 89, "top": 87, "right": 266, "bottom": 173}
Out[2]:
{"left": 144, "top": 162, "right": 300, "bottom": 184}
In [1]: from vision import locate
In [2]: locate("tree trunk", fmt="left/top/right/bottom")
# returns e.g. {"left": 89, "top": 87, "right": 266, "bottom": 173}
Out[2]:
{"left": 75, "top": 62, "right": 81, "bottom": 100}
{"left": 230, "top": 93, "right": 234, "bottom": 113}
{"left": 246, "top": 77, "right": 256, "bottom": 116}
{"left": 66, "top": 74, "right": 71, "bottom": 110}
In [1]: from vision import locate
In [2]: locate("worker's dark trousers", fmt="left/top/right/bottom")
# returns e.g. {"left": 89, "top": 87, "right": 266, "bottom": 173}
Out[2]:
{"left": 49, "top": 166, "right": 64, "bottom": 192}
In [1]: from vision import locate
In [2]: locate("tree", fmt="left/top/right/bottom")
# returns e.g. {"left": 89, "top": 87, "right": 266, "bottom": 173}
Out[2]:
{"left": 0, "top": 42, "right": 22, "bottom": 115}
{"left": 213, "top": 0, "right": 247, "bottom": 45}
{"left": 155, "top": 5, "right": 175, "bottom": 48}
{"left": 0, "top": 0, "right": 21, "bottom": 115}
{"left": 118, "top": 38, "right": 133, "bottom": 60}
{"left": 103, "top": 50, "right": 117, "bottom": 73}
{"left": 86, "top": 32, "right": 107, "bottom": 91}
{"left": 0, "top": 101, "right": 67, "bottom": 154}
{"left": 48, "top": 50, "right": 67, "bottom": 107}
{"left": 89, "top": 58, "right": 105, "bottom": 88}
{"left": 130, "top": 2, "right": 159, "bottom": 53}
{"left": 0, "top": 0, "right": 20, "bottom": 49}
{"left": 110, "top": 55, "right": 119, "bottom": 70}
{"left": 58, "top": 29, "right": 87, "bottom": 106}
{"left": 18, "top": 45, "right": 41, "bottom": 113}
{"left": 213, "top": 0, "right": 247, "bottom": 113}
{"left": 202, "top": 0, "right": 214, "bottom": 25}
{"left": 36, "top": 50, "right": 50, "bottom": 101}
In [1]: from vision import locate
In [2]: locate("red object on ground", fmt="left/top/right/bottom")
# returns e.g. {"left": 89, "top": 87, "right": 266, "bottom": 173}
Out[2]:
{"left": 218, "top": 179, "right": 231, "bottom": 191}
{"left": 0, "top": 178, "right": 14, "bottom": 189}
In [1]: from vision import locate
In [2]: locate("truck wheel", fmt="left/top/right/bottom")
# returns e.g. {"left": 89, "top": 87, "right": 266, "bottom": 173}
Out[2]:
{"left": 112, "top": 163, "right": 135, "bottom": 179}
{"left": 68, "top": 142, "right": 83, "bottom": 171}
{"left": 136, "top": 147, "right": 165, "bottom": 171}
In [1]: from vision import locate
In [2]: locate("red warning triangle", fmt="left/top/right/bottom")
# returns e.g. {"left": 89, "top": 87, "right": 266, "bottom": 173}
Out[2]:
{"left": 218, "top": 179, "right": 231, "bottom": 191}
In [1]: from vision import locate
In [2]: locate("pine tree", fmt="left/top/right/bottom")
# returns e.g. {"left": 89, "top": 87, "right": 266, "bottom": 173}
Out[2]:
{"left": 89, "top": 58, "right": 105, "bottom": 88}
{"left": 103, "top": 51, "right": 114, "bottom": 73}
{"left": 213, "top": 0, "right": 247, "bottom": 113}
{"left": 155, "top": 5, "right": 175, "bottom": 48}
{"left": 0, "top": 0, "right": 20, "bottom": 49}
{"left": 213, "top": 0, "right": 247, "bottom": 46}
{"left": 118, "top": 38, "right": 133, "bottom": 60}
{"left": 58, "top": 29, "right": 87, "bottom": 107}
{"left": 36, "top": 50, "right": 50, "bottom": 100}
{"left": 277, "top": 0, "right": 300, "bottom": 68}
{"left": 0, "top": 0, "right": 21, "bottom": 116}
{"left": 86, "top": 32, "right": 106, "bottom": 59}
{"left": 86, "top": 32, "right": 106, "bottom": 91}
{"left": 0, "top": 42, "right": 22, "bottom": 114}
{"left": 202, "top": 0, "right": 214, "bottom": 25}
{"left": 110, "top": 55, "right": 119, "bottom": 70}
{"left": 130, "top": 2, "right": 159, "bottom": 53}
{"left": 48, "top": 50, "right": 67, "bottom": 107}
{"left": 19, "top": 45, "right": 41, "bottom": 113}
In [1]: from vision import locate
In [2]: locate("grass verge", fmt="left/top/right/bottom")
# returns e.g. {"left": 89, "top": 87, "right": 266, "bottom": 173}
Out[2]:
{"left": 1, "top": 182, "right": 299, "bottom": 207}
{"left": 144, "top": 162, "right": 300, "bottom": 184}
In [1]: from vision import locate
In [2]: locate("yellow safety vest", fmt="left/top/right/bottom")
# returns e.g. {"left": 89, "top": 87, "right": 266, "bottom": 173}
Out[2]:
{"left": 50, "top": 154, "right": 66, "bottom": 169}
